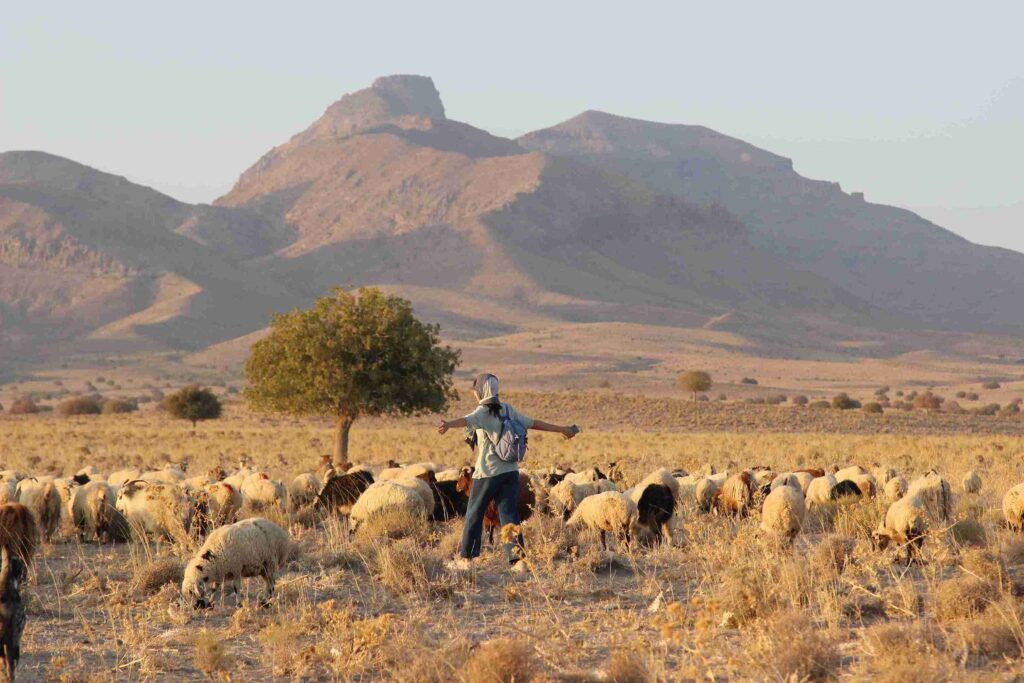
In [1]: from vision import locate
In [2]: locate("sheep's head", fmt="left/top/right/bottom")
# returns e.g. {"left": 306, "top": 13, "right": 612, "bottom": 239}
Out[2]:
{"left": 871, "top": 528, "right": 893, "bottom": 551}
{"left": 182, "top": 549, "right": 216, "bottom": 609}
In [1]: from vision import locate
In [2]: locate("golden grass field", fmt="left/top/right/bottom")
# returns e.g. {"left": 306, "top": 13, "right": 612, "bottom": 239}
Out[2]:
{"left": 3, "top": 394, "right": 1024, "bottom": 681}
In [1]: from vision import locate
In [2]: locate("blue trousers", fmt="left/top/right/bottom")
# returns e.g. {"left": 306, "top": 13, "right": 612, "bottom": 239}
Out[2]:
{"left": 458, "top": 470, "right": 524, "bottom": 563}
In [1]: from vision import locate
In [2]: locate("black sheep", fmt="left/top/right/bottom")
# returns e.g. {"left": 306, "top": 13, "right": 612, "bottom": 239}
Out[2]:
{"left": 315, "top": 470, "right": 374, "bottom": 514}
{"left": 0, "top": 546, "right": 25, "bottom": 682}
{"left": 636, "top": 484, "right": 675, "bottom": 545}
{"left": 830, "top": 479, "right": 863, "bottom": 500}
{"left": 429, "top": 480, "right": 469, "bottom": 522}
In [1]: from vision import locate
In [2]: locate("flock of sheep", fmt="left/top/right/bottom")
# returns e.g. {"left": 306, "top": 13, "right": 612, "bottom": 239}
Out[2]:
{"left": 0, "top": 455, "right": 1022, "bottom": 679}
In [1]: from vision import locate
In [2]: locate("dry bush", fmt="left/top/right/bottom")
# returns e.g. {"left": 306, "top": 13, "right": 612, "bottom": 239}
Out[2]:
{"left": 858, "top": 621, "right": 951, "bottom": 682}
{"left": 745, "top": 610, "right": 841, "bottom": 681}
{"left": 812, "top": 534, "right": 856, "bottom": 580}
{"left": 715, "top": 561, "right": 777, "bottom": 625}
{"left": 194, "top": 629, "right": 231, "bottom": 677}
{"left": 605, "top": 650, "right": 651, "bottom": 683}
{"left": 1002, "top": 539, "right": 1024, "bottom": 565}
{"left": 368, "top": 537, "right": 450, "bottom": 597}
{"left": 462, "top": 639, "right": 540, "bottom": 683}
{"left": 957, "top": 599, "right": 1024, "bottom": 667}
{"left": 130, "top": 556, "right": 184, "bottom": 595}
{"left": 932, "top": 575, "right": 1000, "bottom": 621}
{"left": 948, "top": 518, "right": 987, "bottom": 547}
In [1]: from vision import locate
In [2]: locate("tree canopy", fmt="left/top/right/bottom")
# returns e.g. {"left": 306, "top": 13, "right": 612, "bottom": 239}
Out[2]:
{"left": 678, "top": 370, "right": 712, "bottom": 401}
{"left": 245, "top": 287, "right": 460, "bottom": 461}
{"left": 164, "top": 385, "right": 222, "bottom": 427}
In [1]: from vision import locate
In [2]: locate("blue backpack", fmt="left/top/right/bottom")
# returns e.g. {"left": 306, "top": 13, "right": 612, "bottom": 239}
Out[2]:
{"left": 492, "top": 403, "right": 529, "bottom": 463}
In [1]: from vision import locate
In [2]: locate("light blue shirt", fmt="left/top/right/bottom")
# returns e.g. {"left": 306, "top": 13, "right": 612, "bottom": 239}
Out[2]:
{"left": 464, "top": 403, "right": 534, "bottom": 479}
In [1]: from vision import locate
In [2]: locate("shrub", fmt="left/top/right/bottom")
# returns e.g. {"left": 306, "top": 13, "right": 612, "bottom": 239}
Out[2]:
{"left": 0, "top": 402, "right": 3, "bottom": 413}
{"left": 895, "top": 390, "right": 904, "bottom": 397}
{"left": 163, "top": 385, "right": 222, "bottom": 427}
{"left": 965, "top": 392, "right": 980, "bottom": 401}
{"left": 912, "top": 391, "right": 944, "bottom": 411}
{"left": 791, "top": 395, "right": 808, "bottom": 406}
{"left": 875, "top": 386, "right": 890, "bottom": 397}
{"left": 717, "top": 393, "right": 727, "bottom": 401}
{"left": 8, "top": 398, "right": 39, "bottom": 415}
{"left": 56, "top": 396, "right": 103, "bottom": 416}
{"left": 956, "top": 391, "right": 967, "bottom": 399}
{"left": 810, "top": 400, "right": 831, "bottom": 409}
{"left": 945, "top": 401, "right": 965, "bottom": 414}
{"left": 982, "top": 380, "right": 1001, "bottom": 390}
{"left": 999, "top": 403, "right": 1020, "bottom": 417}
{"left": 862, "top": 402, "right": 883, "bottom": 414}
{"left": 831, "top": 393, "right": 860, "bottom": 410}
{"left": 892, "top": 401, "right": 913, "bottom": 411}
{"left": 101, "top": 398, "right": 138, "bottom": 414}
{"left": 463, "top": 639, "right": 540, "bottom": 683}
{"left": 975, "top": 403, "right": 1001, "bottom": 416}
{"left": 678, "top": 370, "right": 712, "bottom": 401}
{"left": 740, "top": 377, "right": 758, "bottom": 385}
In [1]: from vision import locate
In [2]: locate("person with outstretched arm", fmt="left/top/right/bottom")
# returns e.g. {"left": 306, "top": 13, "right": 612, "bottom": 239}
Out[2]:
{"left": 437, "top": 373, "right": 578, "bottom": 571}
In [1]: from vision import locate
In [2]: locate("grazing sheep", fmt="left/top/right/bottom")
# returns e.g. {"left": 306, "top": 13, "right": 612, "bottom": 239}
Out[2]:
{"left": 564, "top": 467, "right": 608, "bottom": 485}
{"left": 549, "top": 479, "right": 613, "bottom": 520}
{"left": 0, "top": 505, "right": 38, "bottom": 566}
{"left": 288, "top": 473, "right": 322, "bottom": 512}
{"left": 206, "top": 482, "right": 243, "bottom": 527}
{"left": 0, "top": 482, "right": 17, "bottom": 507}
{"left": 0, "top": 474, "right": 23, "bottom": 486}
{"left": 182, "top": 517, "right": 291, "bottom": 609}
{"left": 907, "top": 471, "right": 952, "bottom": 522}
{"left": 14, "top": 479, "right": 61, "bottom": 542}
{"left": 541, "top": 465, "right": 575, "bottom": 487}
{"left": 872, "top": 464, "right": 898, "bottom": 486}
{"left": 435, "top": 468, "right": 463, "bottom": 483}
{"left": 804, "top": 474, "right": 838, "bottom": 511}
{"left": 771, "top": 472, "right": 814, "bottom": 495}
{"left": 834, "top": 465, "right": 869, "bottom": 481}
{"left": 430, "top": 469, "right": 471, "bottom": 522}
{"left": 140, "top": 465, "right": 186, "bottom": 485}
{"left": 694, "top": 477, "right": 719, "bottom": 513}
{"left": 0, "top": 546, "right": 26, "bottom": 683}
{"left": 240, "top": 473, "right": 288, "bottom": 513}
{"left": 222, "top": 467, "right": 255, "bottom": 491}
{"left": 315, "top": 470, "right": 375, "bottom": 516}
{"left": 606, "top": 462, "right": 626, "bottom": 485}
{"left": 760, "top": 484, "right": 805, "bottom": 544}
{"left": 108, "top": 468, "right": 142, "bottom": 489}
{"left": 715, "top": 472, "right": 755, "bottom": 517}
{"left": 635, "top": 468, "right": 680, "bottom": 501}
{"left": 349, "top": 481, "right": 429, "bottom": 535}
{"left": 179, "top": 475, "right": 214, "bottom": 496}
{"left": 795, "top": 468, "right": 826, "bottom": 478}
{"left": 873, "top": 495, "right": 928, "bottom": 565}
{"left": 115, "top": 480, "right": 191, "bottom": 543}
{"left": 567, "top": 491, "right": 638, "bottom": 550}
{"left": 962, "top": 470, "right": 982, "bottom": 494}
{"left": 376, "top": 467, "right": 404, "bottom": 482}
{"left": 1002, "top": 483, "right": 1024, "bottom": 532}
{"left": 402, "top": 463, "right": 438, "bottom": 482}
{"left": 627, "top": 483, "right": 675, "bottom": 545}
{"left": 71, "top": 481, "right": 131, "bottom": 543}
{"left": 884, "top": 477, "right": 908, "bottom": 503}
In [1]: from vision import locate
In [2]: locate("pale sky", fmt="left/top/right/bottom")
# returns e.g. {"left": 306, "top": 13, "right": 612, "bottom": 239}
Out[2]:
{"left": 2, "top": 1, "right": 1021, "bottom": 250}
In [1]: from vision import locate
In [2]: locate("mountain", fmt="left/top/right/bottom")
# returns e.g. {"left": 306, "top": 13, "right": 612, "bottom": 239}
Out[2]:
{"left": 519, "top": 111, "right": 1024, "bottom": 335}
{"left": 1, "top": 75, "right": 1019, "bottom": 369}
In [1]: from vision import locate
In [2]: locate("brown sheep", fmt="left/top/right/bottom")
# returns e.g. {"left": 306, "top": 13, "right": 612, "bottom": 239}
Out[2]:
{"left": 0, "top": 505, "right": 38, "bottom": 566}
{"left": 715, "top": 472, "right": 755, "bottom": 517}
{"left": 459, "top": 472, "right": 536, "bottom": 544}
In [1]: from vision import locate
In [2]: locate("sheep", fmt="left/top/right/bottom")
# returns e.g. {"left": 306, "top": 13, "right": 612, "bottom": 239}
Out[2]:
{"left": 634, "top": 468, "right": 680, "bottom": 501}
{"left": 0, "top": 482, "right": 16, "bottom": 507}
{"left": 541, "top": 465, "right": 575, "bottom": 487}
{"left": 804, "top": 474, "right": 838, "bottom": 511}
{"left": 402, "top": 463, "right": 439, "bottom": 482}
{"left": 14, "top": 479, "right": 61, "bottom": 542}
{"left": 108, "top": 468, "right": 142, "bottom": 489}
{"left": 0, "top": 505, "right": 38, "bottom": 566}
{"left": 694, "top": 477, "right": 719, "bottom": 513}
{"left": 1002, "top": 483, "right": 1024, "bottom": 531}
{"left": 429, "top": 469, "right": 471, "bottom": 522}
{"left": 873, "top": 495, "right": 928, "bottom": 565}
{"left": 315, "top": 470, "right": 375, "bottom": 515}
{"left": 548, "top": 479, "right": 613, "bottom": 520}
{"left": 179, "top": 475, "right": 214, "bottom": 496}
{"left": 376, "top": 467, "right": 404, "bottom": 482}
{"left": 907, "top": 471, "right": 952, "bottom": 522}
{"left": 962, "top": 470, "right": 982, "bottom": 494}
{"left": 435, "top": 468, "right": 464, "bottom": 482}
{"left": 715, "top": 472, "right": 755, "bottom": 517}
{"left": 71, "top": 481, "right": 131, "bottom": 543}
{"left": 288, "top": 473, "right": 322, "bottom": 512}
{"left": 771, "top": 471, "right": 815, "bottom": 495}
{"left": 564, "top": 467, "right": 608, "bottom": 485}
{"left": 527, "top": 471, "right": 549, "bottom": 515}
{"left": 872, "top": 464, "right": 898, "bottom": 486}
{"left": 205, "top": 482, "right": 243, "bottom": 527}
{"left": 884, "top": 477, "right": 908, "bottom": 503}
{"left": 0, "top": 546, "right": 26, "bottom": 683}
{"left": 831, "top": 479, "right": 864, "bottom": 500}
{"left": 834, "top": 465, "right": 869, "bottom": 481}
{"left": 760, "top": 484, "right": 805, "bottom": 544}
{"left": 393, "top": 476, "right": 436, "bottom": 516}
{"left": 240, "top": 473, "right": 288, "bottom": 513}
{"left": 115, "top": 480, "right": 192, "bottom": 543}
{"left": 626, "top": 483, "right": 675, "bottom": 545}
{"left": 181, "top": 517, "right": 291, "bottom": 609}
{"left": 140, "top": 464, "right": 186, "bottom": 485}
{"left": 0, "top": 474, "right": 23, "bottom": 486}
{"left": 349, "top": 481, "right": 429, "bottom": 535}
{"left": 222, "top": 467, "right": 255, "bottom": 491}
{"left": 566, "top": 491, "right": 638, "bottom": 550}
{"left": 75, "top": 465, "right": 102, "bottom": 479}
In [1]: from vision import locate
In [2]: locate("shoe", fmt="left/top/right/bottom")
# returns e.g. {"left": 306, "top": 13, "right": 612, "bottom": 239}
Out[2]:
{"left": 509, "top": 560, "right": 529, "bottom": 574}
{"left": 445, "top": 558, "right": 472, "bottom": 572}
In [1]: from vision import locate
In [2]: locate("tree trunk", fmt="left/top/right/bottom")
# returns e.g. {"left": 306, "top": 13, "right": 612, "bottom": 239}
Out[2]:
{"left": 334, "top": 414, "right": 355, "bottom": 464}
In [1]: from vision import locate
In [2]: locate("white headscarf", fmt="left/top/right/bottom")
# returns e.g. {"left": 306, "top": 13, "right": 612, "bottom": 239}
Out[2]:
{"left": 473, "top": 373, "right": 500, "bottom": 406}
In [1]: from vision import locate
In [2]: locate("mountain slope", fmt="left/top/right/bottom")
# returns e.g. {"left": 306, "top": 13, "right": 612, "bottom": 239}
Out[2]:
{"left": 519, "top": 111, "right": 1024, "bottom": 334}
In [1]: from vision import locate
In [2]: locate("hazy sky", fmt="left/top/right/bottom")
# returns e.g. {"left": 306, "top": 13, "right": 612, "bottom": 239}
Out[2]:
{"left": 2, "top": 1, "right": 1021, "bottom": 250}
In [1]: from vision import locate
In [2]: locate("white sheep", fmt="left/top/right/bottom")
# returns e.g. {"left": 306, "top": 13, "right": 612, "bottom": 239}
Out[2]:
{"left": 548, "top": 479, "right": 613, "bottom": 519}
{"left": 181, "top": 517, "right": 291, "bottom": 609}
{"left": 288, "top": 473, "right": 322, "bottom": 512}
{"left": 15, "top": 479, "right": 61, "bottom": 541}
{"left": 222, "top": 467, "right": 255, "bottom": 491}
{"left": 0, "top": 471, "right": 26, "bottom": 484}
{"left": 804, "top": 474, "right": 838, "bottom": 511}
{"left": 635, "top": 468, "right": 680, "bottom": 500}
{"left": 179, "top": 475, "right": 214, "bottom": 495}
{"left": 771, "top": 472, "right": 814, "bottom": 494}
{"left": 391, "top": 476, "right": 435, "bottom": 516}
{"left": 874, "top": 494, "right": 928, "bottom": 564}
{"left": 694, "top": 477, "right": 719, "bottom": 512}
{"left": 349, "top": 481, "right": 428, "bottom": 535}
{"left": 194, "top": 482, "right": 244, "bottom": 534}
{"left": 884, "top": 476, "right": 908, "bottom": 503}
{"left": 240, "top": 473, "right": 288, "bottom": 513}
{"left": 872, "top": 464, "right": 898, "bottom": 486}
{"left": 140, "top": 465, "right": 186, "bottom": 484}
{"left": 564, "top": 467, "right": 608, "bottom": 485}
{"left": 435, "top": 468, "right": 463, "bottom": 482}
{"left": 376, "top": 467, "right": 404, "bottom": 482}
{"left": 401, "top": 463, "right": 438, "bottom": 481}
{"left": 1002, "top": 484, "right": 1024, "bottom": 532}
{"left": 0, "top": 480, "right": 17, "bottom": 505}
{"left": 962, "top": 470, "right": 982, "bottom": 494}
{"left": 760, "top": 484, "right": 805, "bottom": 543}
{"left": 834, "top": 465, "right": 869, "bottom": 481}
{"left": 108, "top": 468, "right": 142, "bottom": 489}
{"left": 115, "top": 480, "right": 191, "bottom": 543}
{"left": 567, "top": 491, "right": 638, "bottom": 550}
{"left": 907, "top": 471, "right": 952, "bottom": 522}
{"left": 71, "top": 481, "right": 131, "bottom": 543}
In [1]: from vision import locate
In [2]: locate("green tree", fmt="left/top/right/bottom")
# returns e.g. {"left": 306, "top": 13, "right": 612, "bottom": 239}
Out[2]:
{"left": 678, "top": 370, "right": 712, "bottom": 402}
{"left": 164, "top": 385, "right": 222, "bottom": 428}
{"left": 245, "top": 287, "right": 460, "bottom": 462}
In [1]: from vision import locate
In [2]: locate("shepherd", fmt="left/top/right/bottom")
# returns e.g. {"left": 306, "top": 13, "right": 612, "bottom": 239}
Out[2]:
{"left": 437, "top": 373, "right": 579, "bottom": 571}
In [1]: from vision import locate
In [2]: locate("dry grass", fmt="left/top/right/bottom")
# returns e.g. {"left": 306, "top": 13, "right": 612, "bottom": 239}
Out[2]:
{"left": 4, "top": 397, "right": 1024, "bottom": 679}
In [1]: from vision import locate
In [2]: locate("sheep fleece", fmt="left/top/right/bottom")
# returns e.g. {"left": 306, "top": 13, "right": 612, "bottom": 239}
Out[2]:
{"left": 182, "top": 518, "right": 290, "bottom": 596}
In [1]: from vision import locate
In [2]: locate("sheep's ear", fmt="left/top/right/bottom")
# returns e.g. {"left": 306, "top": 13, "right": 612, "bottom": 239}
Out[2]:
{"left": 201, "top": 550, "right": 215, "bottom": 560}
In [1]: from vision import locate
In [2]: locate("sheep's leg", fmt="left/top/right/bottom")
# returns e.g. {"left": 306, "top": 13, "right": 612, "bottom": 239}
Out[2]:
{"left": 660, "top": 521, "right": 671, "bottom": 546}
{"left": 487, "top": 524, "right": 494, "bottom": 547}
{"left": 258, "top": 564, "right": 275, "bottom": 608}
{"left": 600, "top": 530, "right": 607, "bottom": 551}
